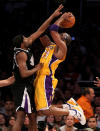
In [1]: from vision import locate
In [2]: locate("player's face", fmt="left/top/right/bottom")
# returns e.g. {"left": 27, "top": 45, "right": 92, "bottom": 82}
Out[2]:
{"left": 88, "top": 118, "right": 97, "bottom": 129}
{"left": 89, "top": 88, "right": 95, "bottom": 101}
{"left": 65, "top": 115, "right": 75, "bottom": 127}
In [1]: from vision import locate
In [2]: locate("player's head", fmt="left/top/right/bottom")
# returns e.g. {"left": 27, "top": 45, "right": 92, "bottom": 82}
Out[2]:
{"left": 40, "top": 35, "right": 51, "bottom": 47}
{"left": 60, "top": 32, "right": 72, "bottom": 45}
{"left": 12, "top": 34, "right": 23, "bottom": 48}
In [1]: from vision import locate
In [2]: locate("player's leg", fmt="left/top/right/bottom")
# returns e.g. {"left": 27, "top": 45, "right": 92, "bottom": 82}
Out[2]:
{"left": 28, "top": 113, "right": 38, "bottom": 131}
{"left": 37, "top": 105, "right": 69, "bottom": 116}
{"left": 12, "top": 110, "right": 25, "bottom": 131}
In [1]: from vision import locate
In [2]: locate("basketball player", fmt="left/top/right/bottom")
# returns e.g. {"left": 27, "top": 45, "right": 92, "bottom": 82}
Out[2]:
{"left": 0, "top": 4, "right": 64, "bottom": 131}
{"left": 94, "top": 77, "right": 100, "bottom": 87}
{"left": 0, "top": 11, "right": 86, "bottom": 126}
{"left": 34, "top": 12, "right": 86, "bottom": 125}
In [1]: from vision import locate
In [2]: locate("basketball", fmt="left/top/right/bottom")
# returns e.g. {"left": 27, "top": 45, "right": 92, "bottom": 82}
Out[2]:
{"left": 59, "top": 12, "right": 75, "bottom": 28}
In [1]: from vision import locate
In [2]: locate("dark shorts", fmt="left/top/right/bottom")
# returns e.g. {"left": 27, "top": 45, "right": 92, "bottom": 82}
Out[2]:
{"left": 12, "top": 83, "right": 36, "bottom": 113}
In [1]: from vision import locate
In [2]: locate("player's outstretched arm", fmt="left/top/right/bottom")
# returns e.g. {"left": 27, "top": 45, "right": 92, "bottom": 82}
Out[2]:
{"left": 27, "top": 4, "right": 64, "bottom": 44}
{"left": 0, "top": 75, "right": 15, "bottom": 87}
{"left": 50, "top": 22, "right": 67, "bottom": 60}
{"left": 49, "top": 13, "right": 72, "bottom": 60}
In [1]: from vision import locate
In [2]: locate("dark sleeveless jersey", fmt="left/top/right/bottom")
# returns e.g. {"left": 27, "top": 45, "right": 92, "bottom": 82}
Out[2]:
{"left": 13, "top": 48, "right": 35, "bottom": 85}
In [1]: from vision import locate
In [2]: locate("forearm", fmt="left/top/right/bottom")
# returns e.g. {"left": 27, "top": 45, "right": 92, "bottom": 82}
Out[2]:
{"left": 28, "top": 14, "right": 56, "bottom": 44}
{"left": 37, "top": 14, "right": 56, "bottom": 34}
{"left": 0, "top": 80, "right": 9, "bottom": 87}
{"left": 20, "top": 68, "right": 38, "bottom": 78}
{"left": 37, "top": 4, "right": 63, "bottom": 34}
{"left": 28, "top": 4, "right": 63, "bottom": 44}
{"left": 50, "top": 30, "right": 66, "bottom": 50}
{"left": 0, "top": 76, "right": 15, "bottom": 87}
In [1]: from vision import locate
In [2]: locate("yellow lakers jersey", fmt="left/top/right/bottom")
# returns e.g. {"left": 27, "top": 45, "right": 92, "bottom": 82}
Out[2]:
{"left": 34, "top": 43, "right": 65, "bottom": 110}
{"left": 36, "top": 43, "right": 64, "bottom": 77}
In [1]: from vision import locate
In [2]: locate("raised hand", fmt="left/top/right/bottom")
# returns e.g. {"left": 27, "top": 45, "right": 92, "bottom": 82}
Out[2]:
{"left": 94, "top": 77, "right": 100, "bottom": 87}
{"left": 35, "top": 63, "right": 43, "bottom": 70}
{"left": 52, "top": 4, "right": 64, "bottom": 17}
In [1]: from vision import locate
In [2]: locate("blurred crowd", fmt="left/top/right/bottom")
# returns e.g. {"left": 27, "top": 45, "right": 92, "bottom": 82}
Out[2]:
{"left": 0, "top": 87, "right": 100, "bottom": 131}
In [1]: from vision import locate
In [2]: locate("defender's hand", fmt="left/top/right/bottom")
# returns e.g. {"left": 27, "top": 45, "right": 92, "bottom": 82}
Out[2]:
{"left": 35, "top": 63, "right": 43, "bottom": 70}
{"left": 52, "top": 4, "right": 64, "bottom": 17}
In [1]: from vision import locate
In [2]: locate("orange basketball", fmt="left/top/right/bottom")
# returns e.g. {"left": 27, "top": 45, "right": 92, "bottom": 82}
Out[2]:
{"left": 60, "top": 12, "right": 75, "bottom": 28}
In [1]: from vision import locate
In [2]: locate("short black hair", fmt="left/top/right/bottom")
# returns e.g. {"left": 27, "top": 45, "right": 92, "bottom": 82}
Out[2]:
{"left": 12, "top": 34, "right": 23, "bottom": 48}
{"left": 87, "top": 116, "right": 97, "bottom": 122}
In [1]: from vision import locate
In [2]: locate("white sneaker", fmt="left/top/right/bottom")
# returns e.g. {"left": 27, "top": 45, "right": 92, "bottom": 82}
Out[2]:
{"left": 76, "top": 109, "right": 86, "bottom": 125}
{"left": 67, "top": 98, "right": 84, "bottom": 113}
{"left": 67, "top": 98, "right": 86, "bottom": 125}
{"left": 69, "top": 108, "right": 86, "bottom": 125}
{"left": 69, "top": 109, "right": 77, "bottom": 117}
{"left": 62, "top": 103, "right": 72, "bottom": 110}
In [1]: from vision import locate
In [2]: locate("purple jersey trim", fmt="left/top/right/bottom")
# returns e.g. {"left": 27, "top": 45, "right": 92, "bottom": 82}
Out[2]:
{"left": 24, "top": 94, "right": 28, "bottom": 113}
{"left": 45, "top": 55, "right": 57, "bottom": 106}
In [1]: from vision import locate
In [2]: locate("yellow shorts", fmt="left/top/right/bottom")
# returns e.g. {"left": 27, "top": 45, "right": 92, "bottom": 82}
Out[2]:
{"left": 34, "top": 75, "right": 58, "bottom": 111}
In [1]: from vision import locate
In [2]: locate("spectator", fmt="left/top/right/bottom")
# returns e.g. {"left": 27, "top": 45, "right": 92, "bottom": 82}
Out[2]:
{"left": 45, "top": 115, "right": 55, "bottom": 125}
{"left": 0, "top": 113, "right": 8, "bottom": 131}
{"left": 55, "top": 115, "right": 63, "bottom": 127}
{"left": 94, "top": 97, "right": 100, "bottom": 106}
{"left": 75, "top": 87, "right": 95, "bottom": 129}
{"left": 60, "top": 115, "right": 78, "bottom": 131}
{"left": 77, "top": 87, "right": 95, "bottom": 120}
{"left": 62, "top": 115, "right": 67, "bottom": 126}
{"left": 3, "top": 99, "right": 15, "bottom": 126}
{"left": 8, "top": 115, "right": 16, "bottom": 131}
{"left": 87, "top": 116, "right": 100, "bottom": 131}
{"left": 37, "top": 114, "right": 56, "bottom": 131}
{"left": 95, "top": 106, "right": 100, "bottom": 128}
